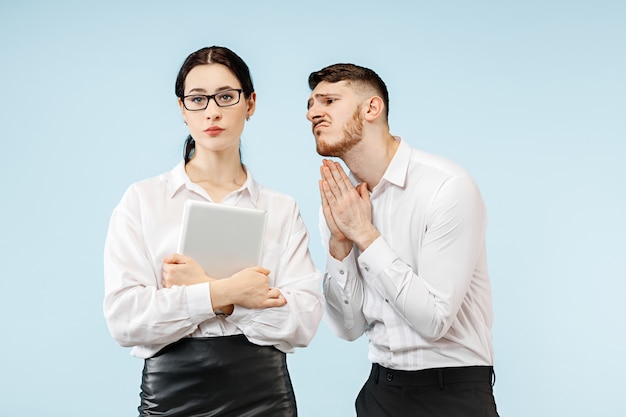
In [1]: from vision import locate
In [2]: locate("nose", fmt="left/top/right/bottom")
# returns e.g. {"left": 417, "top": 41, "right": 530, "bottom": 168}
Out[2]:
{"left": 306, "top": 103, "right": 321, "bottom": 122}
{"left": 204, "top": 98, "right": 222, "bottom": 119}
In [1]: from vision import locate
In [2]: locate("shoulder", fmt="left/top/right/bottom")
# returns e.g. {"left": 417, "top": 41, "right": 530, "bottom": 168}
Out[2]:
{"left": 115, "top": 166, "right": 179, "bottom": 212}
{"left": 252, "top": 183, "right": 307, "bottom": 233}
{"left": 255, "top": 183, "right": 299, "bottom": 212}
{"left": 403, "top": 146, "right": 484, "bottom": 206}
{"left": 410, "top": 147, "right": 473, "bottom": 180}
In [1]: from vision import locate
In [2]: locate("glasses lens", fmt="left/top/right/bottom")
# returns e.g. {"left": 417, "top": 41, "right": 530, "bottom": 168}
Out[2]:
{"left": 184, "top": 95, "right": 208, "bottom": 111}
{"left": 183, "top": 90, "right": 242, "bottom": 110}
{"left": 216, "top": 89, "right": 241, "bottom": 107}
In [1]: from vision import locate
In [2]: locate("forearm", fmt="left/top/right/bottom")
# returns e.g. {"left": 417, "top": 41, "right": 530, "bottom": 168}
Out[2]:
{"left": 103, "top": 283, "right": 214, "bottom": 347}
{"left": 322, "top": 252, "right": 368, "bottom": 341}
{"left": 227, "top": 274, "right": 324, "bottom": 351}
{"left": 362, "top": 233, "right": 483, "bottom": 341}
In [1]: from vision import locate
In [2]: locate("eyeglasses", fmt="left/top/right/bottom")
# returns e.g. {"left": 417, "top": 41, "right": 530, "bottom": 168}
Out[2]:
{"left": 182, "top": 89, "right": 243, "bottom": 111}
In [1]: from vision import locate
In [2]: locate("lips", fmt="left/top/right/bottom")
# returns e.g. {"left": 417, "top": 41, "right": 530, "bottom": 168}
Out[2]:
{"left": 204, "top": 126, "right": 224, "bottom": 136}
{"left": 313, "top": 120, "right": 329, "bottom": 133}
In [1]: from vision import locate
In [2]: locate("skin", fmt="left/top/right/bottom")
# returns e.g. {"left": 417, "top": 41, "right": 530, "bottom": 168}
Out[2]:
{"left": 161, "top": 63, "right": 287, "bottom": 313}
{"left": 306, "top": 80, "right": 399, "bottom": 260}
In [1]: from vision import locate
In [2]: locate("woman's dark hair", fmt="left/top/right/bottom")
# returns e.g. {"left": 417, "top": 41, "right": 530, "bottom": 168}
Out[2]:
{"left": 176, "top": 46, "right": 254, "bottom": 163}
{"left": 308, "top": 63, "right": 389, "bottom": 119}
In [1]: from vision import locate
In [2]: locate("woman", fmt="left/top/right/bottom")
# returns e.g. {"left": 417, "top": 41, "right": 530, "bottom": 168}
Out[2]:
{"left": 104, "top": 46, "right": 323, "bottom": 416}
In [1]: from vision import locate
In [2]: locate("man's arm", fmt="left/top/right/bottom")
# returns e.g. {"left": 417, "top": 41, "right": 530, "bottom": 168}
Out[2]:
{"left": 358, "top": 176, "right": 488, "bottom": 340}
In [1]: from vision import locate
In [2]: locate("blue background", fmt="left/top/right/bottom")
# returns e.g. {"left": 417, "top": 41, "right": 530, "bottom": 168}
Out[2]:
{"left": 1, "top": 1, "right": 624, "bottom": 416}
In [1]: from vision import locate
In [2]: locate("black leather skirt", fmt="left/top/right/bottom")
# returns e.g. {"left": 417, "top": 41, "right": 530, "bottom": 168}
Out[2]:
{"left": 138, "top": 335, "right": 297, "bottom": 417}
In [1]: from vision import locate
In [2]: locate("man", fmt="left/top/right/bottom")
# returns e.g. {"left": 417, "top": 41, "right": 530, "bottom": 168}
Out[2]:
{"left": 306, "top": 63, "right": 499, "bottom": 417}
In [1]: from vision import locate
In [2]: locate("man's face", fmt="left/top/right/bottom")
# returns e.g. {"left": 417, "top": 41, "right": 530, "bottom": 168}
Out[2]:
{"left": 306, "top": 80, "right": 364, "bottom": 157}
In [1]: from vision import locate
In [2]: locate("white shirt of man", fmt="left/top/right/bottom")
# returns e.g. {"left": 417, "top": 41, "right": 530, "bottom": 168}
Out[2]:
{"left": 321, "top": 137, "right": 495, "bottom": 371}
{"left": 104, "top": 162, "right": 323, "bottom": 358}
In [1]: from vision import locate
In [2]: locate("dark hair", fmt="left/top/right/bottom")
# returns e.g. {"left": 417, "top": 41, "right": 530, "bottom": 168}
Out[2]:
{"left": 308, "top": 63, "right": 389, "bottom": 119}
{"left": 176, "top": 46, "right": 254, "bottom": 163}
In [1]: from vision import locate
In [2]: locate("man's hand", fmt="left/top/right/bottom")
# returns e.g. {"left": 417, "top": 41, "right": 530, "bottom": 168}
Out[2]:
{"left": 319, "top": 159, "right": 380, "bottom": 253}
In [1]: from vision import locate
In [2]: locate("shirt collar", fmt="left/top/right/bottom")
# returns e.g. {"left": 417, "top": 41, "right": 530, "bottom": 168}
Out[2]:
{"left": 380, "top": 136, "right": 410, "bottom": 188}
{"left": 166, "top": 160, "right": 260, "bottom": 205}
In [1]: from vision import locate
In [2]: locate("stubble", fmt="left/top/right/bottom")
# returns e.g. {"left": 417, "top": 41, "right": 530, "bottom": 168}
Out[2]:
{"left": 316, "top": 107, "right": 363, "bottom": 158}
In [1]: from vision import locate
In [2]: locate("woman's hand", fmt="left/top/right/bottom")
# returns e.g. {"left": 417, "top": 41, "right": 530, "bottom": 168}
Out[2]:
{"left": 162, "top": 254, "right": 235, "bottom": 314}
{"left": 162, "top": 253, "right": 214, "bottom": 287}
{"left": 211, "top": 266, "right": 287, "bottom": 310}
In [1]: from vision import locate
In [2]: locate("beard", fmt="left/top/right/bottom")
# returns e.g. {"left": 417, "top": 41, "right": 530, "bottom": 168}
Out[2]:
{"left": 316, "top": 107, "right": 363, "bottom": 158}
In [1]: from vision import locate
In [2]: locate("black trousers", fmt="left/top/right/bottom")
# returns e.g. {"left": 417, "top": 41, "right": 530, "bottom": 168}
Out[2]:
{"left": 356, "top": 363, "right": 499, "bottom": 417}
{"left": 139, "top": 335, "right": 297, "bottom": 417}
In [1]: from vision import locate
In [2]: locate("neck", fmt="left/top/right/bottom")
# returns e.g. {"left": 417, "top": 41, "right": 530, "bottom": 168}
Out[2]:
{"left": 186, "top": 148, "right": 246, "bottom": 187}
{"left": 342, "top": 132, "right": 398, "bottom": 190}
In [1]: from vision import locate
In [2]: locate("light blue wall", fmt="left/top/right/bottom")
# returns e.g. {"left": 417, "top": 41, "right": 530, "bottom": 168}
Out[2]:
{"left": 1, "top": 1, "right": 624, "bottom": 416}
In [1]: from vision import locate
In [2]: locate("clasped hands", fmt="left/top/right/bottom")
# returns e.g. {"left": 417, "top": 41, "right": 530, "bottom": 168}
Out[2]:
{"left": 162, "top": 254, "right": 286, "bottom": 314}
{"left": 319, "top": 159, "right": 380, "bottom": 260}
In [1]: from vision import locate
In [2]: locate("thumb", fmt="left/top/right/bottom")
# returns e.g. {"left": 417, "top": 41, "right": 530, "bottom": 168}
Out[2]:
{"left": 357, "top": 182, "right": 370, "bottom": 200}
{"left": 163, "top": 253, "right": 186, "bottom": 264}
{"left": 253, "top": 266, "right": 271, "bottom": 276}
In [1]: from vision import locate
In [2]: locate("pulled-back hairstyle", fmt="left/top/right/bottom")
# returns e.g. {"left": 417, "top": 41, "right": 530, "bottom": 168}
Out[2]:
{"left": 308, "top": 63, "right": 390, "bottom": 119}
{"left": 176, "top": 46, "right": 254, "bottom": 163}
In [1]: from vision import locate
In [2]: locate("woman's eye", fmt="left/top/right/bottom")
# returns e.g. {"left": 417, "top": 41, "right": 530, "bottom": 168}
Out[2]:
{"left": 191, "top": 96, "right": 206, "bottom": 104}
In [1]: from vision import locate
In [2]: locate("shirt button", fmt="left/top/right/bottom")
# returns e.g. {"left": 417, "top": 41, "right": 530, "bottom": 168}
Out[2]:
{"left": 339, "top": 270, "right": 345, "bottom": 275}
{"left": 386, "top": 373, "right": 393, "bottom": 382}
{"left": 344, "top": 300, "right": 349, "bottom": 304}
{"left": 364, "top": 266, "right": 370, "bottom": 272}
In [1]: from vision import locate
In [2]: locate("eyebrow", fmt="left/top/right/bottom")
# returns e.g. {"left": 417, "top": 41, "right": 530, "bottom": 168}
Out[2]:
{"left": 187, "top": 85, "right": 238, "bottom": 95}
{"left": 307, "top": 93, "right": 338, "bottom": 109}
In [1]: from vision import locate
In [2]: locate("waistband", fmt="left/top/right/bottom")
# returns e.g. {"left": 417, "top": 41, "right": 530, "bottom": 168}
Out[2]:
{"left": 370, "top": 363, "right": 495, "bottom": 388}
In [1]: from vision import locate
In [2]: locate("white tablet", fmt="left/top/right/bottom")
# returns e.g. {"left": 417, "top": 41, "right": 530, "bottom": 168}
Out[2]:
{"left": 177, "top": 200, "right": 268, "bottom": 279}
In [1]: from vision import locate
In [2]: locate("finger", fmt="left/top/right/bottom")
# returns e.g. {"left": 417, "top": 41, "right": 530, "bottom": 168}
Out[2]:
{"left": 319, "top": 163, "right": 327, "bottom": 180}
{"left": 263, "top": 297, "right": 288, "bottom": 308}
{"left": 322, "top": 166, "right": 344, "bottom": 201}
{"left": 162, "top": 255, "right": 177, "bottom": 264}
{"left": 322, "top": 159, "right": 334, "bottom": 169}
{"left": 357, "top": 182, "right": 370, "bottom": 201}
{"left": 328, "top": 161, "right": 352, "bottom": 194}
{"left": 320, "top": 160, "right": 336, "bottom": 182}
{"left": 164, "top": 253, "right": 187, "bottom": 264}
{"left": 321, "top": 177, "right": 339, "bottom": 205}
{"left": 319, "top": 181, "right": 334, "bottom": 218}
{"left": 267, "top": 288, "right": 282, "bottom": 299}
{"left": 252, "top": 266, "right": 271, "bottom": 276}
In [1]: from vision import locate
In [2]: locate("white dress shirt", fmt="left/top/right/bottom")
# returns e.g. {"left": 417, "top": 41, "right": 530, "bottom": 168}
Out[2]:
{"left": 321, "top": 137, "right": 495, "bottom": 371}
{"left": 104, "top": 161, "right": 323, "bottom": 358}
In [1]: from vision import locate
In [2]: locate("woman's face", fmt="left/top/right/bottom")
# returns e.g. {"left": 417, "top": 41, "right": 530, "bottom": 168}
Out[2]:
{"left": 179, "top": 63, "right": 255, "bottom": 156}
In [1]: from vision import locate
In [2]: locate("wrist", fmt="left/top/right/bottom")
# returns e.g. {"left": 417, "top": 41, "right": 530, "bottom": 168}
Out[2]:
{"left": 355, "top": 227, "right": 380, "bottom": 253}
{"left": 209, "top": 279, "right": 234, "bottom": 312}
{"left": 329, "top": 237, "right": 352, "bottom": 261}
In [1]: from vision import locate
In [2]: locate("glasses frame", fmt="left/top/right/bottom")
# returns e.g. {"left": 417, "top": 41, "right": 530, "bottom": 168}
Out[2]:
{"left": 181, "top": 89, "right": 244, "bottom": 111}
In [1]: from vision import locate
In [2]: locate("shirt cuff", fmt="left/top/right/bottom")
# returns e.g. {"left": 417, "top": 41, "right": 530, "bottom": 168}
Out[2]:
{"left": 326, "top": 249, "right": 356, "bottom": 289}
{"left": 226, "top": 304, "right": 254, "bottom": 328}
{"left": 358, "top": 236, "right": 398, "bottom": 279}
{"left": 186, "top": 282, "right": 215, "bottom": 321}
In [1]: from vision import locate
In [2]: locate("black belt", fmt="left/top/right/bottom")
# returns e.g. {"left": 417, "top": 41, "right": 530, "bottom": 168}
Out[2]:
{"left": 371, "top": 363, "right": 494, "bottom": 389}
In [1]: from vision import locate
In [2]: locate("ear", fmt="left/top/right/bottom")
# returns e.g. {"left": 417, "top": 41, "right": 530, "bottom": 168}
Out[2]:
{"left": 246, "top": 92, "right": 257, "bottom": 119}
{"left": 178, "top": 98, "right": 188, "bottom": 123}
{"left": 363, "top": 96, "right": 385, "bottom": 122}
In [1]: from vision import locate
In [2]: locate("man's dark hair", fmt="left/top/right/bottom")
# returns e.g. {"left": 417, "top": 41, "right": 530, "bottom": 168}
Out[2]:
{"left": 308, "top": 63, "right": 389, "bottom": 119}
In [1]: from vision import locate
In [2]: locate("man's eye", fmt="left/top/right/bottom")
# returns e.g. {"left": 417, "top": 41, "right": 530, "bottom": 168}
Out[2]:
{"left": 325, "top": 98, "right": 335, "bottom": 105}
